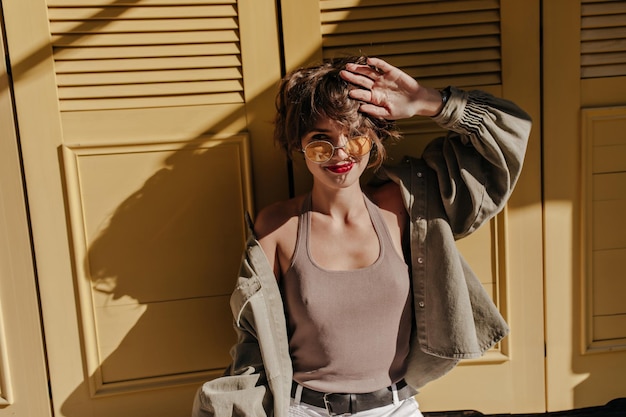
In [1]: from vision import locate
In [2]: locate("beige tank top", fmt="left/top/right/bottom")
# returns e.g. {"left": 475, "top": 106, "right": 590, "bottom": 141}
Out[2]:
{"left": 282, "top": 194, "right": 412, "bottom": 393}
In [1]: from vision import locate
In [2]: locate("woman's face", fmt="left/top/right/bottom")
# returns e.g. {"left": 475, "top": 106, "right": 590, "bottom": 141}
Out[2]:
{"left": 301, "top": 116, "right": 371, "bottom": 190}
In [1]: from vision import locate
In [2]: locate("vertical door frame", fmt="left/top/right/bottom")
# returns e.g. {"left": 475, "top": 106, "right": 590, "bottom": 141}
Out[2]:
{"left": 0, "top": 2, "right": 52, "bottom": 415}
{"left": 2, "top": 0, "right": 82, "bottom": 412}
{"left": 500, "top": 0, "right": 546, "bottom": 411}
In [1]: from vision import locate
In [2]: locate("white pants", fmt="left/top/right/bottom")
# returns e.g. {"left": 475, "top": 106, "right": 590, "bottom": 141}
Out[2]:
{"left": 288, "top": 386, "right": 424, "bottom": 417}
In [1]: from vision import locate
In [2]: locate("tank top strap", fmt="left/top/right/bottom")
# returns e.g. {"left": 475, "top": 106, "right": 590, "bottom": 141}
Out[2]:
{"left": 288, "top": 193, "right": 312, "bottom": 271}
{"left": 363, "top": 195, "right": 399, "bottom": 261}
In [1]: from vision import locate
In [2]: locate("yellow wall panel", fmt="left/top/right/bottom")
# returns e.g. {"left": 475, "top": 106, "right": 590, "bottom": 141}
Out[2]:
{"left": 592, "top": 249, "right": 626, "bottom": 316}
{"left": 593, "top": 171, "right": 626, "bottom": 199}
{"left": 95, "top": 296, "right": 233, "bottom": 387}
{"left": 593, "top": 315, "right": 626, "bottom": 341}
{"left": 593, "top": 200, "right": 626, "bottom": 250}
{"left": 62, "top": 136, "right": 252, "bottom": 396}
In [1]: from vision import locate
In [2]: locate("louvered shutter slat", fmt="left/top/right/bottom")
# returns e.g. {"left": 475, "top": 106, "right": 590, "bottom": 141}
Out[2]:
{"left": 50, "top": 18, "right": 238, "bottom": 33}
{"left": 48, "top": 0, "right": 236, "bottom": 5}
{"left": 320, "top": 0, "right": 499, "bottom": 12}
{"left": 53, "top": 43, "right": 240, "bottom": 60}
{"left": 581, "top": 26, "right": 626, "bottom": 41}
{"left": 321, "top": 10, "right": 499, "bottom": 34}
{"left": 325, "top": 36, "right": 501, "bottom": 60}
{"left": 57, "top": 68, "right": 241, "bottom": 86}
{"left": 583, "top": 63, "right": 626, "bottom": 79}
{"left": 59, "top": 93, "right": 242, "bottom": 111}
{"left": 404, "top": 61, "right": 501, "bottom": 78}
{"left": 581, "top": 38, "right": 626, "bottom": 54}
{"left": 52, "top": 31, "right": 239, "bottom": 46}
{"left": 582, "top": 1, "right": 626, "bottom": 16}
{"left": 58, "top": 80, "right": 243, "bottom": 99}
{"left": 323, "top": 24, "right": 500, "bottom": 49}
{"left": 54, "top": 56, "right": 241, "bottom": 73}
{"left": 582, "top": 51, "right": 626, "bottom": 66}
{"left": 47, "top": 5, "right": 237, "bottom": 20}
{"left": 583, "top": 14, "right": 626, "bottom": 29}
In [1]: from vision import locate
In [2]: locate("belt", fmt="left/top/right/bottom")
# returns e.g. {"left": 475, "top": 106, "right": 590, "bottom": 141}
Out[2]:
{"left": 291, "top": 380, "right": 416, "bottom": 415}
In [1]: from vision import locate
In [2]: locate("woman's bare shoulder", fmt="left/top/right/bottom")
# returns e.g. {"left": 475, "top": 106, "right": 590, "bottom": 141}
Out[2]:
{"left": 253, "top": 195, "right": 304, "bottom": 240}
{"left": 254, "top": 195, "right": 304, "bottom": 279}
{"left": 366, "top": 181, "right": 405, "bottom": 216}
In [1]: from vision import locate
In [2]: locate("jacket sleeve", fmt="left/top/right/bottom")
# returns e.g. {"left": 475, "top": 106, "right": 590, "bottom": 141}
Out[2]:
{"left": 423, "top": 87, "right": 532, "bottom": 238}
{"left": 192, "top": 218, "right": 292, "bottom": 417}
{"left": 191, "top": 257, "right": 271, "bottom": 417}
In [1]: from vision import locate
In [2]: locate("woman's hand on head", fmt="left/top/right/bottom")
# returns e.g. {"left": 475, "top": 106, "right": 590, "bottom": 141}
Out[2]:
{"left": 340, "top": 57, "right": 444, "bottom": 120}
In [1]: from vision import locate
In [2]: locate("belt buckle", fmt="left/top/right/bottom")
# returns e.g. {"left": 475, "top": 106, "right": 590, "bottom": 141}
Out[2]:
{"left": 323, "top": 393, "right": 352, "bottom": 416}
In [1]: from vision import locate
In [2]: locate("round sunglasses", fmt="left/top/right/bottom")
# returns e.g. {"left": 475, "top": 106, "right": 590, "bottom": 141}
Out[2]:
{"left": 301, "top": 136, "right": 373, "bottom": 163}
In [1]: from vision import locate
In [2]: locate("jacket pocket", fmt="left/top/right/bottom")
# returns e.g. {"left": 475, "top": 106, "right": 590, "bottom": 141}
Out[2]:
{"left": 191, "top": 372, "right": 268, "bottom": 417}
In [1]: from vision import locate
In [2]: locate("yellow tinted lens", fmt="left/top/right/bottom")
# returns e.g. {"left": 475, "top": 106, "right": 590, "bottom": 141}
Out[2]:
{"left": 345, "top": 136, "right": 372, "bottom": 156}
{"left": 304, "top": 141, "right": 333, "bottom": 162}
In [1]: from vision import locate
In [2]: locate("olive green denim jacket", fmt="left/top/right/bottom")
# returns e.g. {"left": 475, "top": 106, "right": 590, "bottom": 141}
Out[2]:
{"left": 191, "top": 88, "right": 532, "bottom": 417}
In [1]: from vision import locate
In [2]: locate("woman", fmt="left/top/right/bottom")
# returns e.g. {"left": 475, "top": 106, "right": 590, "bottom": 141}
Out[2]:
{"left": 192, "top": 56, "right": 531, "bottom": 417}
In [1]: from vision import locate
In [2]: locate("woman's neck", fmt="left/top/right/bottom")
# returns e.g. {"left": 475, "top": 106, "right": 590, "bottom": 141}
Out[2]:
{"left": 309, "top": 183, "right": 366, "bottom": 219}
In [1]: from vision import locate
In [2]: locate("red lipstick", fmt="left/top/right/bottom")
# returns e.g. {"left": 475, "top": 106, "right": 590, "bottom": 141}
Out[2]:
{"left": 325, "top": 162, "right": 354, "bottom": 174}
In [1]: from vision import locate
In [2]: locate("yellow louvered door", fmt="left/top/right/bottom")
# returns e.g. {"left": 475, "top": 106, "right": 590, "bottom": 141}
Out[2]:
{"left": 2, "top": 0, "right": 284, "bottom": 416}
{"left": 281, "top": 0, "right": 545, "bottom": 414}
{"left": 544, "top": 0, "right": 626, "bottom": 411}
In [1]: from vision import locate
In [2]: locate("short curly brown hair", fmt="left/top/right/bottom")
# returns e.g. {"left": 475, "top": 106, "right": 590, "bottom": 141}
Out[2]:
{"left": 274, "top": 56, "right": 401, "bottom": 169}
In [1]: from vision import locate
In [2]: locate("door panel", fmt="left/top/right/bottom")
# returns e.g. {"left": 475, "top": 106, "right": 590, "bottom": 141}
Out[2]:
{"left": 543, "top": 0, "right": 626, "bottom": 411}
{"left": 61, "top": 138, "right": 249, "bottom": 397}
{"left": 3, "top": 0, "right": 284, "bottom": 415}
{"left": 280, "top": 0, "right": 544, "bottom": 414}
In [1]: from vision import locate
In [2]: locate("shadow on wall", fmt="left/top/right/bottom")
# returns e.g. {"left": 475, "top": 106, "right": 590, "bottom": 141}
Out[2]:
{"left": 60, "top": 142, "right": 253, "bottom": 414}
